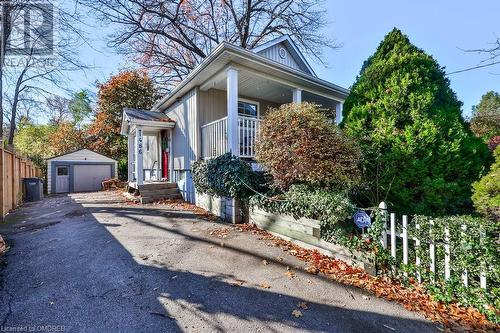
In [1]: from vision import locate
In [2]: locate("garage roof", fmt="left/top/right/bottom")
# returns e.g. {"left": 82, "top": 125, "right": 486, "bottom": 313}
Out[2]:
{"left": 47, "top": 149, "right": 117, "bottom": 162}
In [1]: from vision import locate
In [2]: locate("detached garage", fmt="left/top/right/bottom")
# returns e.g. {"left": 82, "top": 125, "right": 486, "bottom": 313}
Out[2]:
{"left": 47, "top": 149, "right": 118, "bottom": 194}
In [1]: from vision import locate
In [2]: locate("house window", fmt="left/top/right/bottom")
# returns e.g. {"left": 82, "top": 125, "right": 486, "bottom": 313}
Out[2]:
{"left": 238, "top": 100, "right": 259, "bottom": 118}
{"left": 146, "top": 136, "right": 150, "bottom": 152}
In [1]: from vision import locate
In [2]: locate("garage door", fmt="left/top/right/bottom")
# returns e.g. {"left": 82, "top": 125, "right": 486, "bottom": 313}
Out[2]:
{"left": 73, "top": 164, "right": 111, "bottom": 192}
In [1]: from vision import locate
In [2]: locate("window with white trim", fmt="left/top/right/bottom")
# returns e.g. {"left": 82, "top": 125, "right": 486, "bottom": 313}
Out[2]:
{"left": 238, "top": 100, "right": 258, "bottom": 118}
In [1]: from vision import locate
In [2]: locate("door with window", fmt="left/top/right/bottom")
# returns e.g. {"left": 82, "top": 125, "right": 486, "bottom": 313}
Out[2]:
{"left": 55, "top": 166, "right": 70, "bottom": 193}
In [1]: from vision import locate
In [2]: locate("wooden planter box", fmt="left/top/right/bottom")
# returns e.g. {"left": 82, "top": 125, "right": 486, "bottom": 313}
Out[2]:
{"left": 250, "top": 207, "right": 376, "bottom": 275}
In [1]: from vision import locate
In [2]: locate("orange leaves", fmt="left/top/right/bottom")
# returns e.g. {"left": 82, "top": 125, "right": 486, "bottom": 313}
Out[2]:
{"left": 233, "top": 223, "right": 498, "bottom": 332}
{"left": 48, "top": 122, "right": 85, "bottom": 155}
{"left": 255, "top": 102, "right": 362, "bottom": 190}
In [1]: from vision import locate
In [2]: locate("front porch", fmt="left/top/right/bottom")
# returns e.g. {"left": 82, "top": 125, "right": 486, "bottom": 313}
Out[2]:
{"left": 198, "top": 66, "right": 344, "bottom": 159}
{"left": 121, "top": 109, "right": 180, "bottom": 203}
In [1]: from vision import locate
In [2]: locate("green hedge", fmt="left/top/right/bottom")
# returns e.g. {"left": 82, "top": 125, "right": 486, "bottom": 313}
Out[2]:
{"left": 192, "top": 153, "right": 266, "bottom": 200}
{"left": 410, "top": 215, "right": 499, "bottom": 322}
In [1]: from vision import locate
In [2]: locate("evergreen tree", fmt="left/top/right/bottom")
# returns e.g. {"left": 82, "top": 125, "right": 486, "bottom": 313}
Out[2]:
{"left": 342, "top": 28, "right": 491, "bottom": 215}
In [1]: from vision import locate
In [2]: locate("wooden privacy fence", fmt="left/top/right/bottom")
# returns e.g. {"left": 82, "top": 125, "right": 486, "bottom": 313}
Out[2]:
{"left": 379, "top": 204, "right": 493, "bottom": 291}
{"left": 0, "top": 146, "right": 42, "bottom": 220}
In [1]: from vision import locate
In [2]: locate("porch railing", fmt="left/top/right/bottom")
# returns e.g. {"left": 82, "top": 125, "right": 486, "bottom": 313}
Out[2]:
{"left": 201, "top": 116, "right": 262, "bottom": 159}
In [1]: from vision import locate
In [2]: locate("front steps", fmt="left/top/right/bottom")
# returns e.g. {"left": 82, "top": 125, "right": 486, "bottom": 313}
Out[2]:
{"left": 128, "top": 182, "right": 182, "bottom": 204}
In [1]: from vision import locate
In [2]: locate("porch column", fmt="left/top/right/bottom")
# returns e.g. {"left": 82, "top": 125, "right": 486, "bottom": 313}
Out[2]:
{"left": 292, "top": 88, "right": 302, "bottom": 103}
{"left": 227, "top": 67, "right": 239, "bottom": 156}
{"left": 134, "top": 126, "right": 144, "bottom": 185}
{"left": 127, "top": 133, "right": 134, "bottom": 182}
{"left": 335, "top": 102, "right": 343, "bottom": 125}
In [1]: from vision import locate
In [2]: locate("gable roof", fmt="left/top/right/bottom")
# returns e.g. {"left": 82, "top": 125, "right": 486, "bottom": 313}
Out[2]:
{"left": 121, "top": 108, "right": 175, "bottom": 135}
{"left": 47, "top": 149, "right": 117, "bottom": 162}
{"left": 251, "top": 35, "right": 316, "bottom": 76}
{"left": 152, "top": 42, "right": 349, "bottom": 112}
{"left": 123, "top": 108, "right": 173, "bottom": 122}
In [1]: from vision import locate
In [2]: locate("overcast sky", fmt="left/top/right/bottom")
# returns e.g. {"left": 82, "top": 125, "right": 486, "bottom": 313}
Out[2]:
{"left": 67, "top": 0, "right": 500, "bottom": 118}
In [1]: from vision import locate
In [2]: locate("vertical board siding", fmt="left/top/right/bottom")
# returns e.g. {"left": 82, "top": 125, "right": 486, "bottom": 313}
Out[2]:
{"left": 0, "top": 147, "right": 42, "bottom": 220}
{"left": 166, "top": 88, "right": 198, "bottom": 171}
{"left": 256, "top": 42, "right": 308, "bottom": 73}
{"left": 164, "top": 88, "right": 198, "bottom": 203}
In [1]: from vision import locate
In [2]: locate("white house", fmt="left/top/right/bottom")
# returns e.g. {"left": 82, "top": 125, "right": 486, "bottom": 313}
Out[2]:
{"left": 121, "top": 35, "right": 349, "bottom": 203}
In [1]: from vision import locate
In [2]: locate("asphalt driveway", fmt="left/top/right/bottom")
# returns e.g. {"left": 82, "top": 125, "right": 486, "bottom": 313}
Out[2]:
{"left": 0, "top": 191, "right": 439, "bottom": 332}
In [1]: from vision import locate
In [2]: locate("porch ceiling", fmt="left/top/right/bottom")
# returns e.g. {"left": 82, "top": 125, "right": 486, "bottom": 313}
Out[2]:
{"left": 208, "top": 69, "right": 293, "bottom": 104}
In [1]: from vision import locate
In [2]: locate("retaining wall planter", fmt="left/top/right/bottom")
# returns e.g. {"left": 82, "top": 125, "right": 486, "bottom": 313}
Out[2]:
{"left": 250, "top": 207, "right": 376, "bottom": 275}
{"left": 195, "top": 192, "right": 243, "bottom": 224}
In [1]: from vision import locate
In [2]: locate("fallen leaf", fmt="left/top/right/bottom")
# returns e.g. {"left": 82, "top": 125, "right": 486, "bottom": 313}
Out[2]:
{"left": 229, "top": 279, "right": 246, "bottom": 287}
{"left": 285, "top": 270, "right": 296, "bottom": 279}
{"left": 259, "top": 283, "right": 271, "bottom": 289}
{"left": 262, "top": 260, "right": 269, "bottom": 265}
{"left": 291, "top": 309, "right": 303, "bottom": 318}
{"left": 297, "top": 302, "right": 309, "bottom": 310}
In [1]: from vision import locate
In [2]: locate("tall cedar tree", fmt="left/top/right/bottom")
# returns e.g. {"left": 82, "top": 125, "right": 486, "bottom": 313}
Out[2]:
{"left": 88, "top": 70, "right": 159, "bottom": 161}
{"left": 342, "top": 28, "right": 491, "bottom": 215}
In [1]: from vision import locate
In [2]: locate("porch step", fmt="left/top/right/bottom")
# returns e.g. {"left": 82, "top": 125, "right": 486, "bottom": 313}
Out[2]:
{"left": 137, "top": 182, "right": 182, "bottom": 204}
{"left": 140, "top": 187, "right": 180, "bottom": 196}
{"left": 140, "top": 194, "right": 182, "bottom": 204}
{"left": 138, "top": 182, "right": 178, "bottom": 191}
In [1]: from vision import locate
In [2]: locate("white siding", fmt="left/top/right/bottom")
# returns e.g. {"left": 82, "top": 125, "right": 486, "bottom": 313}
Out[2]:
{"left": 165, "top": 88, "right": 199, "bottom": 171}
{"left": 257, "top": 42, "right": 309, "bottom": 73}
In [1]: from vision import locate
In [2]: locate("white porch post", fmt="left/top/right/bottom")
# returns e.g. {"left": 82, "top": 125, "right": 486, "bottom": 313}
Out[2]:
{"left": 127, "top": 133, "right": 134, "bottom": 182}
{"left": 134, "top": 126, "right": 144, "bottom": 185}
{"left": 227, "top": 67, "right": 239, "bottom": 156}
{"left": 292, "top": 88, "right": 302, "bottom": 103}
{"left": 335, "top": 102, "right": 344, "bottom": 125}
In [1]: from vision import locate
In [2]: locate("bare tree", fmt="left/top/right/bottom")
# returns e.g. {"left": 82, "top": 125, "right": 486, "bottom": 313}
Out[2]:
{"left": 1, "top": 1, "right": 88, "bottom": 145}
{"left": 80, "top": 0, "right": 335, "bottom": 87}
{"left": 46, "top": 95, "right": 70, "bottom": 125}
{"left": 448, "top": 37, "right": 500, "bottom": 75}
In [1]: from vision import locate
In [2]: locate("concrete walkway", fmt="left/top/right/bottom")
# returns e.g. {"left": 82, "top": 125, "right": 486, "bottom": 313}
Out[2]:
{"left": 0, "top": 191, "right": 439, "bottom": 332}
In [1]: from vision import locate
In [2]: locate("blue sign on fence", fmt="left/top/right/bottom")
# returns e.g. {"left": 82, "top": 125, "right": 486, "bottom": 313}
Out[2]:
{"left": 353, "top": 211, "right": 372, "bottom": 228}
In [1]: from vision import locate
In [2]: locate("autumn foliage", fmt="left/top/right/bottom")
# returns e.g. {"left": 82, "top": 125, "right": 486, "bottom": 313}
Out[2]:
{"left": 87, "top": 70, "right": 158, "bottom": 161}
{"left": 255, "top": 102, "right": 362, "bottom": 191}
{"left": 48, "top": 122, "right": 85, "bottom": 155}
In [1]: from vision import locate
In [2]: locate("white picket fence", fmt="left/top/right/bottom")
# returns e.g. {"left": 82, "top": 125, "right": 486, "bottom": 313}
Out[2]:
{"left": 378, "top": 202, "right": 488, "bottom": 290}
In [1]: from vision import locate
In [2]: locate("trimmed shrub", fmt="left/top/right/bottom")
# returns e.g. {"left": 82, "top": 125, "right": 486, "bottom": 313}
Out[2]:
{"left": 255, "top": 102, "right": 362, "bottom": 191}
{"left": 472, "top": 145, "right": 500, "bottom": 220}
{"left": 192, "top": 153, "right": 266, "bottom": 200}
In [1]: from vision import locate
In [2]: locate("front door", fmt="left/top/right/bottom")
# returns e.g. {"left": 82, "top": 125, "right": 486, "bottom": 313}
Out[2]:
{"left": 55, "top": 166, "right": 70, "bottom": 193}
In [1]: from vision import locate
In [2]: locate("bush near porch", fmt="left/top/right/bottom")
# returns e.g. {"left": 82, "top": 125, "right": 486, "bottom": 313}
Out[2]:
{"left": 255, "top": 102, "right": 362, "bottom": 191}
